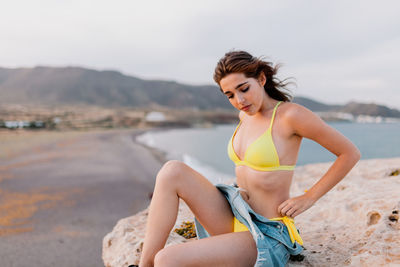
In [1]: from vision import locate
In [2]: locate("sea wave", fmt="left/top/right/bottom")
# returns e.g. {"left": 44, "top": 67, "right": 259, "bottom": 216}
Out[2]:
{"left": 181, "top": 153, "right": 232, "bottom": 184}
{"left": 136, "top": 132, "right": 155, "bottom": 147}
{"left": 136, "top": 131, "right": 232, "bottom": 184}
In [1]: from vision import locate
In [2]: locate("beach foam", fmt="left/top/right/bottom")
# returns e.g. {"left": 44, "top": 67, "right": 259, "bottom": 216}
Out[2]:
{"left": 136, "top": 131, "right": 233, "bottom": 184}
{"left": 181, "top": 153, "right": 232, "bottom": 184}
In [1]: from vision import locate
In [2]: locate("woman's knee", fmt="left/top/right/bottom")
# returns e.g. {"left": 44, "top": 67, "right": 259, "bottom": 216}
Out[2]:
{"left": 156, "top": 160, "right": 187, "bottom": 184}
{"left": 154, "top": 247, "right": 183, "bottom": 267}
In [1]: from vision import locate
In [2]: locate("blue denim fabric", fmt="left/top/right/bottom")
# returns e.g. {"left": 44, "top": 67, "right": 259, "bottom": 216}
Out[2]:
{"left": 194, "top": 183, "right": 303, "bottom": 267}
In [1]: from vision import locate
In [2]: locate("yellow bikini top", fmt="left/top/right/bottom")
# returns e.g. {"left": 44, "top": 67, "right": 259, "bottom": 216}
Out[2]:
{"left": 227, "top": 101, "right": 296, "bottom": 172}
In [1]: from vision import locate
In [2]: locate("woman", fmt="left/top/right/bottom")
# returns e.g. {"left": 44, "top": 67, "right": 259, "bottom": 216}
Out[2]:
{"left": 138, "top": 50, "right": 360, "bottom": 267}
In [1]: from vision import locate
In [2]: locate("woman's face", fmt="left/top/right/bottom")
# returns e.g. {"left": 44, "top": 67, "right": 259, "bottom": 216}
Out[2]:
{"left": 219, "top": 72, "right": 266, "bottom": 115}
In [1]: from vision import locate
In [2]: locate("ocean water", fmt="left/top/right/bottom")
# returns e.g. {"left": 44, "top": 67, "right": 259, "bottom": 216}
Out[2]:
{"left": 136, "top": 122, "right": 400, "bottom": 184}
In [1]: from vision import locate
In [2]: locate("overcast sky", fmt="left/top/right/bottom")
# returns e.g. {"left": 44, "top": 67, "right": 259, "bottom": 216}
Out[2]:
{"left": 1, "top": 0, "right": 399, "bottom": 108}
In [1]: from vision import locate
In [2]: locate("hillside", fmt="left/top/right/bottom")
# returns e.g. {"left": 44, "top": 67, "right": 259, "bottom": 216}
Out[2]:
{"left": 0, "top": 66, "right": 399, "bottom": 118}
{"left": 340, "top": 102, "right": 400, "bottom": 117}
{"left": 0, "top": 66, "right": 231, "bottom": 110}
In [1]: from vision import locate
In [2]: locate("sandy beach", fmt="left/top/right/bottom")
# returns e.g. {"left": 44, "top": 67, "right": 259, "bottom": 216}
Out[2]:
{"left": 0, "top": 128, "right": 165, "bottom": 267}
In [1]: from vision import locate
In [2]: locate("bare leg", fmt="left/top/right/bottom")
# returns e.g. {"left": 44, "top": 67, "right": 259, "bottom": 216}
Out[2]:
{"left": 139, "top": 160, "right": 235, "bottom": 267}
{"left": 154, "top": 231, "right": 257, "bottom": 267}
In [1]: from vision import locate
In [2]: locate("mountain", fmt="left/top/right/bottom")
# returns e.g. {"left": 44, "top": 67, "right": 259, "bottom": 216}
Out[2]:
{"left": 0, "top": 66, "right": 232, "bottom": 110}
{"left": 0, "top": 66, "right": 399, "bottom": 118}
{"left": 340, "top": 102, "right": 400, "bottom": 117}
{"left": 292, "top": 98, "right": 400, "bottom": 118}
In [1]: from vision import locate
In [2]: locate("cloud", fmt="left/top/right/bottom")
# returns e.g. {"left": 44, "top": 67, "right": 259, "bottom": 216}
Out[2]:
{"left": 0, "top": 0, "right": 399, "bottom": 108}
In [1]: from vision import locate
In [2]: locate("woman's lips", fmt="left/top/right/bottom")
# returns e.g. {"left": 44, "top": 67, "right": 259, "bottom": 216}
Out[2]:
{"left": 241, "top": 104, "right": 251, "bottom": 111}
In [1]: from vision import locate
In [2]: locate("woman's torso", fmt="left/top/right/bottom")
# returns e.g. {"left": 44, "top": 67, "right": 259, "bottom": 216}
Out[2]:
{"left": 230, "top": 101, "right": 302, "bottom": 218}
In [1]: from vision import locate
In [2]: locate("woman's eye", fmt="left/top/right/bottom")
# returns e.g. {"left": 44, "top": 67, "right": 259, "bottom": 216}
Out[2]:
{"left": 241, "top": 87, "right": 249, "bottom": 92}
{"left": 228, "top": 95, "right": 234, "bottom": 99}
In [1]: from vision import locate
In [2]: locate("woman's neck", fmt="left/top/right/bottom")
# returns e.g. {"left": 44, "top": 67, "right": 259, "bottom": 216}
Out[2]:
{"left": 255, "top": 96, "right": 278, "bottom": 119}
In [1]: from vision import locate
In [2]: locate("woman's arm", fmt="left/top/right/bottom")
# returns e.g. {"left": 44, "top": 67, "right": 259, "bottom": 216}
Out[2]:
{"left": 278, "top": 103, "right": 361, "bottom": 217}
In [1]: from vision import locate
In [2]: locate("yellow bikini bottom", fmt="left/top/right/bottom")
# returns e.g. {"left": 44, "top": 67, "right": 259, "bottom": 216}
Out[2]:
{"left": 233, "top": 216, "right": 303, "bottom": 245}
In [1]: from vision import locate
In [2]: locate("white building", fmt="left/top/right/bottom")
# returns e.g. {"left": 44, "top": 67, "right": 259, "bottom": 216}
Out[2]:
{"left": 145, "top": 111, "right": 166, "bottom": 122}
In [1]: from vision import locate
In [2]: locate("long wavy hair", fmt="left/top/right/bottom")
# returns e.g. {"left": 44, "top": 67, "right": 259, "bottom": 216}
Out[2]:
{"left": 213, "top": 50, "right": 293, "bottom": 102}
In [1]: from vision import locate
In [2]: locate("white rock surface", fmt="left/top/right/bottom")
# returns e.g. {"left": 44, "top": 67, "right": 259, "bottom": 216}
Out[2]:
{"left": 103, "top": 158, "right": 400, "bottom": 267}
{"left": 103, "top": 199, "right": 194, "bottom": 267}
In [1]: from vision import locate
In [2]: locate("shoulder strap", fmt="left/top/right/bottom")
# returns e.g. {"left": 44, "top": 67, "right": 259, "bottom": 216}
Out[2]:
{"left": 232, "top": 120, "right": 242, "bottom": 138}
{"left": 268, "top": 101, "right": 282, "bottom": 129}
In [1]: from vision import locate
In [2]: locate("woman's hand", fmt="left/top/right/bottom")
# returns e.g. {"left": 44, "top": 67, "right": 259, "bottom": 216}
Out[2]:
{"left": 277, "top": 194, "right": 316, "bottom": 218}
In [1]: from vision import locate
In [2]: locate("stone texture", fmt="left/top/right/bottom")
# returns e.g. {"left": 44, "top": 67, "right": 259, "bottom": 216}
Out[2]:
{"left": 103, "top": 199, "right": 194, "bottom": 267}
{"left": 103, "top": 158, "right": 400, "bottom": 266}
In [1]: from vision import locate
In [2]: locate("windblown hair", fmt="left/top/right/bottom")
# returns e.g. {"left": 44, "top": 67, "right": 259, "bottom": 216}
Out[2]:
{"left": 213, "top": 50, "right": 293, "bottom": 102}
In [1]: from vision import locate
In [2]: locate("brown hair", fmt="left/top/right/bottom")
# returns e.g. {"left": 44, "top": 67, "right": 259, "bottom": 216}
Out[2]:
{"left": 213, "top": 50, "right": 293, "bottom": 101}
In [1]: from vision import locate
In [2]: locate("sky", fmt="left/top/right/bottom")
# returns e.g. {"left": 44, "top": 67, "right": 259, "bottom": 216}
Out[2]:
{"left": 1, "top": 0, "right": 399, "bottom": 109}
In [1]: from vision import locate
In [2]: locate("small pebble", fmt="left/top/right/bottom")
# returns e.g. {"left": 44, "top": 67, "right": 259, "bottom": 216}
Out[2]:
{"left": 289, "top": 254, "right": 305, "bottom": 261}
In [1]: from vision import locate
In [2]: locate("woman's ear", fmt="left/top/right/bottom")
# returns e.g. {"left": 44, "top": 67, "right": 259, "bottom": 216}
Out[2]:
{"left": 258, "top": 72, "right": 266, "bottom": 87}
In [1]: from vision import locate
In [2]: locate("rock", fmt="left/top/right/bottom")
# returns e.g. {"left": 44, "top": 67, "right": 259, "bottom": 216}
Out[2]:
{"left": 388, "top": 202, "right": 400, "bottom": 230}
{"left": 103, "top": 158, "right": 400, "bottom": 267}
{"left": 367, "top": 211, "right": 381, "bottom": 226}
{"left": 102, "top": 200, "right": 194, "bottom": 267}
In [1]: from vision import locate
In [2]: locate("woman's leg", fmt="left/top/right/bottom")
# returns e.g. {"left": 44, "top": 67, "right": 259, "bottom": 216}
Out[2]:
{"left": 139, "top": 160, "right": 235, "bottom": 267}
{"left": 154, "top": 231, "right": 258, "bottom": 267}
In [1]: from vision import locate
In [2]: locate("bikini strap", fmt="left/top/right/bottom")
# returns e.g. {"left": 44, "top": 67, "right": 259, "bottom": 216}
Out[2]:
{"left": 232, "top": 120, "right": 242, "bottom": 140}
{"left": 268, "top": 101, "right": 282, "bottom": 130}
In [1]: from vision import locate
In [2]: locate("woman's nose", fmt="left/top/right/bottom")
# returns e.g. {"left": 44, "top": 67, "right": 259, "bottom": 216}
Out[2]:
{"left": 237, "top": 94, "right": 246, "bottom": 104}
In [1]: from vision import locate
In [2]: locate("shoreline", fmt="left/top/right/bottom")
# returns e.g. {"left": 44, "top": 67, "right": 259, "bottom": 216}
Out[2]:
{"left": 130, "top": 127, "right": 174, "bottom": 166}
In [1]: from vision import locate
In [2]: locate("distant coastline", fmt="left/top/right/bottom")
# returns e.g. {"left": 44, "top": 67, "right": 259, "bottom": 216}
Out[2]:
{"left": 1, "top": 66, "right": 400, "bottom": 125}
{"left": 315, "top": 111, "right": 400, "bottom": 123}
{"left": 2, "top": 102, "right": 400, "bottom": 133}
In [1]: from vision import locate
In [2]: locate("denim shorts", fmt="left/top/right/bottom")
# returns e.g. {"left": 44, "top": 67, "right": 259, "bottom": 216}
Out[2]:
{"left": 194, "top": 184, "right": 303, "bottom": 267}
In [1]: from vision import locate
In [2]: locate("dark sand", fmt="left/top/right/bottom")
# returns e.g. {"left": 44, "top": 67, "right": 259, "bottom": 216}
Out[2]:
{"left": 0, "top": 128, "right": 165, "bottom": 267}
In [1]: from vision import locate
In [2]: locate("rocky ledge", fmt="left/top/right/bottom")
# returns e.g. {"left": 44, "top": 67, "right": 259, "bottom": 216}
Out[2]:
{"left": 103, "top": 158, "right": 400, "bottom": 266}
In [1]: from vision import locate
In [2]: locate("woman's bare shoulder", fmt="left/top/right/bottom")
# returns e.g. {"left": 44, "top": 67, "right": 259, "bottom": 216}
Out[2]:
{"left": 279, "top": 102, "right": 325, "bottom": 133}
{"left": 279, "top": 102, "right": 313, "bottom": 119}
